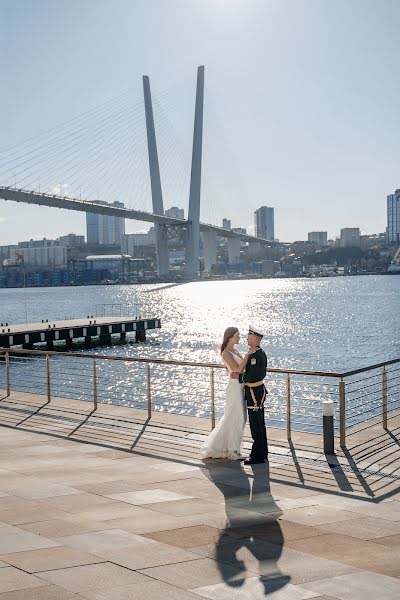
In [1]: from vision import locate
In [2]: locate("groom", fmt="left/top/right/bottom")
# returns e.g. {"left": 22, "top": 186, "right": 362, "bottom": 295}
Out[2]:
{"left": 231, "top": 325, "right": 268, "bottom": 464}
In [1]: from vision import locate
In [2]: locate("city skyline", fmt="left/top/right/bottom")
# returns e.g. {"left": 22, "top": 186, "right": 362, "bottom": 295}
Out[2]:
{"left": 1, "top": 0, "right": 400, "bottom": 245}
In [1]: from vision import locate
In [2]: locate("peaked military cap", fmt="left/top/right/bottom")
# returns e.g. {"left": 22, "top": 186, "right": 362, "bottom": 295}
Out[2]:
{"left": 248, "top": 325, "right": 264, "bottom": 338}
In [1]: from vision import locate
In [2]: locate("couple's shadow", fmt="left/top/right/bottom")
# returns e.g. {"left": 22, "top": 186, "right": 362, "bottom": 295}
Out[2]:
{"left": 201, "top": 459, "right": 290, "bottom": 594}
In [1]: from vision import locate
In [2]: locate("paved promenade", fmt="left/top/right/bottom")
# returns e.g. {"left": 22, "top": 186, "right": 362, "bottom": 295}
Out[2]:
{"left": 0, "top": 391, "right": 400, "bottom": 599}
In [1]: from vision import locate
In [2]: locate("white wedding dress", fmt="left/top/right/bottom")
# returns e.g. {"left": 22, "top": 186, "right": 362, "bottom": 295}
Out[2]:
{"left": 200, "top": 351, "right": 246, "bottom": 460}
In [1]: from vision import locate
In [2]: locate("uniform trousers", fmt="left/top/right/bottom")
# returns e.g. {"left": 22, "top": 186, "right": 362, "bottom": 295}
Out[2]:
{"left": 247, "top": 406, "right": 268, "bottom": 463}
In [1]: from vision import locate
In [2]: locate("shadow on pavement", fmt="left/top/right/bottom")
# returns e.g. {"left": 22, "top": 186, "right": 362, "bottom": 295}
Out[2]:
{"left": 201, "top": 459, "right": 290, "bottom": 594}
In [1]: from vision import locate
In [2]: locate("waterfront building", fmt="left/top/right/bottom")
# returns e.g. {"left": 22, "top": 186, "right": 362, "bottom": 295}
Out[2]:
{"left": 255, "top": 206, "right": 274, "bottom": 241}
{"left": 0, "top": 245, "right": 18, "bottom": 260}
{"left": 9, "top": 245, "right": 67, "bottom": 267}
{"left": 18, "top": 238, "right": 58, "bottom": 248}
{"left": 86, "top": 201, "right": 125, "bottom": 245}
{"left": 85, "top": 254, "right": 132, "bottom": 272}
{"left": 340, "top": 228, "right": 360, "bottom": 247}
{"left": 165, "top": 206, "right": 184, "bottom": 219}
{"left": 387, "top": 189, "right": 400, "bottom": 244}
{"left": 58, "top": 233, "right": 85, "bottom": 247}
{"left": 121, "top": 229, "right": 156, "bottom": 256}
{"left": 308, "top": 231, "right": 328, "bottom": 246}
{"left": 222, "top": 218, "right": 231, "bottom": 230}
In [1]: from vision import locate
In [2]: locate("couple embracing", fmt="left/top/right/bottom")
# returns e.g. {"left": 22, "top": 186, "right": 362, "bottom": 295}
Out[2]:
{"left": 200, "top": 325, "right": 268, "bottom": 465}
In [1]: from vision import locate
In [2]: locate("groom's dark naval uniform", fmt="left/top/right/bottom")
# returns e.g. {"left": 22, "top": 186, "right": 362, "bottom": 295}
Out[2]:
{"left": 240, "top": 327, "right": 268, "bottom": 464}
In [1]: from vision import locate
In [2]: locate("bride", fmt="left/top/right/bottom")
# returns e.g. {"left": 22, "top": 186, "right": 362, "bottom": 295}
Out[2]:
{"left": 200, "top": 326, "right": 254, "bottom": 460}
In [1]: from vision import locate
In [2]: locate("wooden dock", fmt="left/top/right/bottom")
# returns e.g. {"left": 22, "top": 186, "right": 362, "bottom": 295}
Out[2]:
{"left": 0, "top": 316, "right": 161, "bottom": 349}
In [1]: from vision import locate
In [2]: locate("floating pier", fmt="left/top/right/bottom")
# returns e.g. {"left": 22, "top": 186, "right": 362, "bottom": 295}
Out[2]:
{"left": 0, "top": 316, "right": 161, "bottom": 349}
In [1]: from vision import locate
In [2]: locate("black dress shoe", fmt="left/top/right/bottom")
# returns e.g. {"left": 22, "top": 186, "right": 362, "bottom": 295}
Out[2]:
{"left": 243, "top": 459, "right": 265, "bottom": 465}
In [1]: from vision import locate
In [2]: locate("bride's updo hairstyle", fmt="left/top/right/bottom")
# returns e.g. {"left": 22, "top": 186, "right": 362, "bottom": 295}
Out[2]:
{"left": 220, "top": 327, "right": 239, "bottom": 354}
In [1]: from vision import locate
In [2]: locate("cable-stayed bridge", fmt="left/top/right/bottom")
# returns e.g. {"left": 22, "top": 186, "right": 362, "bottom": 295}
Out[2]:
{"left": 0, "top": 66, "right": 274, "bottom": 278}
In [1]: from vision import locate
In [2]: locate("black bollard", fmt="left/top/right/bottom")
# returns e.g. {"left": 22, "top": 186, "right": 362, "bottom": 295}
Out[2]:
{"left": 322, "top": 400, "right": 335, "bottom": 455}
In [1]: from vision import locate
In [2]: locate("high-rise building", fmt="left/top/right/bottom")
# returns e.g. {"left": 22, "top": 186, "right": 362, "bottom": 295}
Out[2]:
{"left": 255, "top": 206, "right": 274, "bottom": 241}
{"left": 308, "top": 231, "right": 328, "bottom": 246}
{"left": 165, "top": 206, "right": 184, "bottom": 220}
{"left": 340, "top": 228, "right": 360, "bottom": 247}
{"left": 58, "top": 233, "right": 85, "bottom": 247}
{"left": 387, "top": 190, "right": 400, "bottom": 244}
{"left": 86, "top": 201, "right": 125, "bottom": 245}
{"left": 222, "top": 218, "right": 231, "bottom": 230}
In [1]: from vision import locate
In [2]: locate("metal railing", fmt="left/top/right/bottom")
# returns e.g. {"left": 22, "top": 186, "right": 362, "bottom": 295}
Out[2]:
{"left": 0, "top": 347, "right": 399, "bottom": 445}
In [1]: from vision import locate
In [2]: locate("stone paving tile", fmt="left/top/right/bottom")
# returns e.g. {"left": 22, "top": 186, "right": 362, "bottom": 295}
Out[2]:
{"left": 0, "top": 585, "right": 81, "bottom": 599}
{"left": 97, "top": 541, "right": 200, "bottom": 568}
{"left": 68, "top": 502, "right": 161, "bottom": 522}
{"left": 36, "top": 562, "right": 150, "bottom": 592}
{"left": 0, "top": 563, "right": 8, "bottom": 568}
{"left": 143, "top": 524, "right": 239, "bottom": 548}
{"left": 280, "top": 505, "right": 361, "bottom": 527}
{"left": 233, "top": 519, "right": 324, "bottom": 543}
{"left": 76, "top": 580, "right": 205, "bottom": 600}
{"left": 0, "top": 507, "right": 72, "bottom": 525}
{"left": 40, "top": 493, "right": 116, "bottom": 513}
{"left": 205, "top": 510, "right": 281, "bottom": 530}
{"left": 317, "top": 516, "right": 400, "bottom": 539}
{"left": 0, "top": 497, "right": 41, "bottom": 513}
{"left": 0, "top": 567, "right": 48, "bottom": 593}
{"left": 191, "top": 576, "right": 320, "bottom": 599}
{"left": 0, "top": 529, "right": 60, "bottom": 554}
{"left": 96, "top": 511, "right": 209, "bottom": 534}
{"left": 298, "top": 571, "right": 400, "bottom": 599}
{"left": 138, "top": 557, "right": 257, "bottom": 588}
{"left": 191, "top": 539, "right": 359, "bottom": 583}
{"left": 344, "top": 499, "right": 400, "bottom": 521}
{"left": 286, "top": 533, "right": 400, "bottom": 576}
{"left": 56, "top": 529, "right": 155, "bottom": 554}
{"left": 6, "top": 445, "right": 71, "bottom": 456}
{"left": 18, "top": 517, "right": 112, "bottom": 537}
{"left": 3, "top": 484, "right": 83, "bottom": 500}
{"left": 0, "top": 584, "right": 78, "bottom": 599}
{"left": 0, "top": 546, "right": 103, "bottom": 573}
{"left": 140, "top": 498, "right": 223, "bottom": 516}
{"left": 275, "top": 496, "right": 321, "bottom": 511}
{"left": 74, "top": 480, "right": 145, "bottom": 495}
{"left": 374, "top": 533, "right": 400, "bottom": 547}
{"left": 106, "top": 489, "right": 193, "bottom": 505}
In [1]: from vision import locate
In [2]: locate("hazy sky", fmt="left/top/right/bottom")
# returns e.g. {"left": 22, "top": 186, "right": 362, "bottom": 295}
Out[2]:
{"left": 1, "top": 0, "right": 399, "bottom": 245}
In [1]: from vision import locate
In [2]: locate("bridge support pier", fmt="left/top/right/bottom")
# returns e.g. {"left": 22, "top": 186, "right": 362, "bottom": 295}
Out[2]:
{"left": 228, "top": 238, "right": 241, "bottom": 264}
{"left": 203, "top": 231, "right": 217, "bottom": 273}
{"left": 185, "top": 66, "right": 205, "bottom": 279}
{"left": 143, "top": 75, "right": 169, "bottom": 277}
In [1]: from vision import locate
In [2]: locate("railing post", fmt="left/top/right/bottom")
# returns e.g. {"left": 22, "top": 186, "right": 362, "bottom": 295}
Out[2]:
{"left": 5, "top": 351, "right": 10, "bottom": 397}
{"left": 339, "top": 378, "right": 346, "bottom": 447}
{"left": 146, "top": 364, "right": 152, "bottom": 419}
{"left": 210, "top": 369, "right": 216, "bottom": 430}
{"left": 93, "top": 359, "right": 98, "bottom": 411}
{"left": 46, "top": 355, "right": 51, "bottom": 403}
{"left": 382, "top": 366, "right": 388, "bottom": 429}
{"left": 286, "top": 373, "right": 291, "bottom": 440}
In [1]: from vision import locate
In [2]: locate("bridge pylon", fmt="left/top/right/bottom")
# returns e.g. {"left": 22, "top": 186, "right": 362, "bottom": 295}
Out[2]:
{"left": 184, "top": 66, "right": 205, "bottom": 279}
{"left": 143, "top": 75, "right": 169, "bottom": 277}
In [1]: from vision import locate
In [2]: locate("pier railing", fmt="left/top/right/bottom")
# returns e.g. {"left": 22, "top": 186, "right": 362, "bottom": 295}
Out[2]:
{"left": 0, "top": 347, "right": 399, "bottom": 445}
